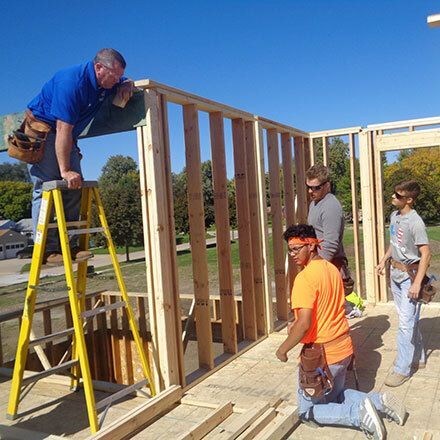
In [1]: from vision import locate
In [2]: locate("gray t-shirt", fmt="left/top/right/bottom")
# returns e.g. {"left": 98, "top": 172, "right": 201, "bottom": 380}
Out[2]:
{"left": 390, "top": 209, "right": 429, "bottom": 282}
{"left": 307, "top": 192, "right": 346, "bottom": 261}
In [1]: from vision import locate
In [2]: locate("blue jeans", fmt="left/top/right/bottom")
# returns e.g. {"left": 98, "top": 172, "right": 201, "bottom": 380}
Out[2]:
{"left": 298, "top": 355, "right": 383, "bottom": 427}
{"left": 28, "top": 132, "right": 82, "bottom": 252}
{"left": 390, "top": 277, "right": 425, "bottom": 376}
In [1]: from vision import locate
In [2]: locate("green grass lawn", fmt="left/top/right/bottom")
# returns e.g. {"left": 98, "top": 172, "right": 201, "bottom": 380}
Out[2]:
{"left": 91, "top": 232, "right": 215, "bottom": 254}
{"left": 427, "top": 225, "right": 440, "bottom": 241}
{"left": 176, "top": 239, "right": 242, "bottom": 268}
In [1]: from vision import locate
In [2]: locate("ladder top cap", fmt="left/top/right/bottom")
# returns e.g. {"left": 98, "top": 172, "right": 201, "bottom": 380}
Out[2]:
{"left": 42, "top": 180, "right": 99, "bottom": 190}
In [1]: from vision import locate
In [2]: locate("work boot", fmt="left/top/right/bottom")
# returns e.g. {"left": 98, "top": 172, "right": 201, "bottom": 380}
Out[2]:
{"left": 359, "top": 397, "right": 385, "bottom": 440}
{"left": 381, "top": 392, "right": 407, "bottom": 426}
{"left": 385, "top": 371, "right": 409, "bottom": 387}
{"left": 71, "top": 247, "right": 93, "bottom": 262}
{"left": 45, "top": 252, "right": 64, "bottom": 266}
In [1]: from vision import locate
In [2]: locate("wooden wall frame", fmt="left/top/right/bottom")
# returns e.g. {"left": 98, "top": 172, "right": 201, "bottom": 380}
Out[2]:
{"left": 136, "top": 88, "right": 379, "bottom": 389}
{"left": 136, "top": 81, "right": 308, "bottom": 390}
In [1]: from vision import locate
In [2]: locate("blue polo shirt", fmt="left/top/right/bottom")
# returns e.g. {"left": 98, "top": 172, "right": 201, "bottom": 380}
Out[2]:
{"left": 28, "top": 61, "right": 122, "bottom": 139}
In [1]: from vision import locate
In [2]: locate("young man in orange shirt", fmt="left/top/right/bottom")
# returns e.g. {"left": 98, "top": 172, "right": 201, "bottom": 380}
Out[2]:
{"left": 276, "top": 224, "right": 406, "bottom": 439}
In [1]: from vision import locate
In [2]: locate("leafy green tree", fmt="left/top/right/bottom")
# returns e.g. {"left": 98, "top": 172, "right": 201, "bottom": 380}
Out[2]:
{"left": 0, "top": 162, "right": 30, "bottom": 182}
{"left": 312, "top": 139, "right": 324, "bottom": 165}
{"left": 328, "top": 137, "right": 349, "bottom": 185}
{"left": 201, "top": 161, "right": 215, "bottom": 228}
{"left": 172, "top": 169, "right": 189, "bottom": 234}
{"left": 383, "top": 147, "right": 440, "bottom": 223}
{"left": 326, "top": 138, "right": 361, "bottom": 220}
{"left": 397, "top": 149, "right": 414, "bottom": 162}
{"left": 100, "top": 155, "right": 138, "bottom": 186}
{"left": 227, "top": 178, "right": 237, "bottom": 235}
{"left": 97, "top": 156, "right": 143, "bottom": 261}
{"left": 0, "top": 181, "right": 33, "bottom": 221}
{"left": 172, "top": 160, "right": 216, "bottom": 235}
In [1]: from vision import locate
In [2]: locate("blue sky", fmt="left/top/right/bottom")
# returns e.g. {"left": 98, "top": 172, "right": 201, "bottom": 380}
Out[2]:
{"left": 1, "top": 0, "right": 440, "bottom": 179}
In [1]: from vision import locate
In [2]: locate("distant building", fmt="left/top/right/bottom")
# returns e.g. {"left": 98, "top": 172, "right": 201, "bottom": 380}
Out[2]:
{"left": 0, "top": 219, "right": 16, "bottom": 230}
{"left": 0, "top": 229, "right": 27, "bottom": 260}
{"left": 15, "top": 218, "right": 34, "bottom": 241}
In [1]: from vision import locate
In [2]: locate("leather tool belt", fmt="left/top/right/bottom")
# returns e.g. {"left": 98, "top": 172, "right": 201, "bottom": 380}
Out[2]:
{"left": 389, "top": 258, "right": 437, "bottom": 304}
{"left": 299, "top": 332, "right": 350, "bottom": 399}
{"left": 7, "top": 110, "right": 52, "bottom": 164}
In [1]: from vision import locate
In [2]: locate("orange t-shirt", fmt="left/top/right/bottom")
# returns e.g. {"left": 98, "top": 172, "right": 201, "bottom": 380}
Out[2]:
{"left": 291, "top": 259, "right": 353, "bottom": 365}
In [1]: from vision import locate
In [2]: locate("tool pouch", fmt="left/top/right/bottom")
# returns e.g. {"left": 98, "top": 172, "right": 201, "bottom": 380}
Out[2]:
{"left": 7, "top": 111, "right": 51, "bottom": 164}
{"left": 408, "top": 269, "right": 437, "bottom": 304}
{"left": 299, "top": 343, "right": 334, "bottom": 399}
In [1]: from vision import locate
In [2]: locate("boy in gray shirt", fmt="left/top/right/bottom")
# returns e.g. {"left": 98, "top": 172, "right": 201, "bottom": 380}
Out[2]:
{"left": 376, "top": 181, "right": 431, "bottom": 387}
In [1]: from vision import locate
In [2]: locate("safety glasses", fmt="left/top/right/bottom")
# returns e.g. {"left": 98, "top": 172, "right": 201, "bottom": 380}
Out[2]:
{"left": 306, "top": 181, "right": 327, "bottom": 191}
{"left": 287, "top": 244, "right": 307, "bottom": 256}
{"left": 393, "top": 192, "right": 407, "bottom": 200}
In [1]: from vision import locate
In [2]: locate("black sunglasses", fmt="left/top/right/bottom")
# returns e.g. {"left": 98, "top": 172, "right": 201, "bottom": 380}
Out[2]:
{"left": 393, "top": 192, "right": 407, "bottom": 200}
{"left": 306, "top": 181, "right": 328, "bottom": 191}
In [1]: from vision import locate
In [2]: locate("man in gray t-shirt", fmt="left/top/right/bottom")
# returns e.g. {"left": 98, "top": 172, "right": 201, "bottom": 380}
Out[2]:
{"left": 306, "top": 165, "right": 355, "bottom": 311}
{"left": 376, "top": 181, "right": 431, "bottom": 387}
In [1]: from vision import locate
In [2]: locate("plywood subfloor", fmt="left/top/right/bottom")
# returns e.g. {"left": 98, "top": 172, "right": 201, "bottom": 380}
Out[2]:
{"left": 1, "top": 303, "right": 440, "bottom": 439}
{"left": 138, "top": 303, "right": 440, "bottom": 439}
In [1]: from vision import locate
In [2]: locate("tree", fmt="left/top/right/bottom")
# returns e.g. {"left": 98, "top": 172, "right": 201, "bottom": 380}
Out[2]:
{"left": 397, "top": 149, "right": 414, "bottom": 162}
{"left": 227, "top": 178, "right": 237, "bottom": 233}
{"left": 172, "top": 160, "right": 216, "bottom": 235}
{"left": 0, "top": 181, "right": 33, "bottom": 221}
{"left": 201, "top": 161, "right": 215, "bottom": 228}
{"left": 99, "top": 155, "right": 138, "bottom": 186}
{"left": 172, "top": 169, "right": 189, "bottom": 234}
{"left": 0, "top": 162, "right": 31, "bottom": 182}
{"left": 328, "top": 137, "right": 349, "bottom": 185}
{"left": 383, "top": 147, "right": 440, "bottom": 223}
{"left": 326, "top": 138, "right": 361, "bottom": 220}
{"left": 98, "top": 156, "right": 143, "bottom": 261}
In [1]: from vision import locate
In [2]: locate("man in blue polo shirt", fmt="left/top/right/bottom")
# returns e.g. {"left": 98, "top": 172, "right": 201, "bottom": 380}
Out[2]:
{"left": 28, "top": 48, "right": 133, "bottom": 265}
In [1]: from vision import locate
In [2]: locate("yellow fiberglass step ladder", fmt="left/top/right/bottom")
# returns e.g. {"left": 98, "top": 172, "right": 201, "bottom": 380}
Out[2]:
{"left": 6, "top": 180, "right": 155, "bottom": 434}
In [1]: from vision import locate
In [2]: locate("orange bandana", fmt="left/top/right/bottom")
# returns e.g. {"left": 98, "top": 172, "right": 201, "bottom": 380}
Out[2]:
{"left": 288, "top": 237, "right": 323, "bottom": 248}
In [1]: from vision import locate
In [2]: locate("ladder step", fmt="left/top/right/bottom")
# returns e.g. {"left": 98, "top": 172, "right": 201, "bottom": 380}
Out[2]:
{"left": 47, "top": 220, "right": 88, "bottom": 229}
{"left": 81, "top": 301, "right": 126, "bottom": 319}
{"left": 67, "top": 227, "right": 105, "bottom": 236}
{"left": 29, "top": 328, "right": 74, "bottom": 347}
{"left": 22, "top": 360, "right": 78, "bottom": 385}
{"left": 42, "top": 180, "right": 98, "bottom": 191}
{"left": 96, "top": 379, "right": 149, "bottom": 411}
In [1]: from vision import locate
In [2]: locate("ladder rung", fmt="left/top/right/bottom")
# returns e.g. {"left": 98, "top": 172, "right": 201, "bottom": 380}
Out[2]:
{"left": 29, "top": 328, "right": 74, "bottom": 347}
{"left": 81, "top": 301, "right": 126, "bottom": 319}
{"left": 47, "top": 220, "right": 88, "bottom": 229}
{"left": 67, "top": 227, "right": 105, "bottom": 236}
{"left": 22, "top": 360, "right": 78, "bottom": 385}
{"left": 96, "top": 379, "right": 149, "bottom": 411}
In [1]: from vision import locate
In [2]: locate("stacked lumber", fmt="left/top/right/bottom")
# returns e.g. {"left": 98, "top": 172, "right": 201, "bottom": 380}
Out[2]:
{"left": 177, "top": 396, "right": 299, "bottom": 440}
{"left": 86, "top": 385, "right": 299, "bottom": 439}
